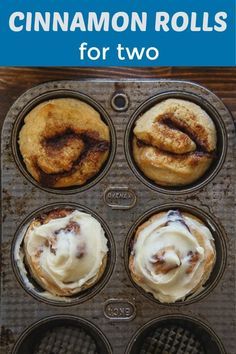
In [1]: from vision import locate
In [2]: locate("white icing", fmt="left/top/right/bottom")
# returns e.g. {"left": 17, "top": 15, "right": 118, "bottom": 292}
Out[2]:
{"left": 15, "top": 210, "right": 108, "bottom": 299}
{"left": 131, "top": 211, "right": 215, "bottom": 303}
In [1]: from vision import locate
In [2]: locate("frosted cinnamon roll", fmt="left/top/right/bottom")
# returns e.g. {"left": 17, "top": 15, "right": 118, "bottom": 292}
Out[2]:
{"left": 22, "top": 208, "right": 108, "bottom": 297}
{"left": 19, "top": 98, "right": 110, "bottom": 188}
{"left": 129, "top": 210, "right": 216, "bottom": 303}
{"left": 132, "top": 98, "right": 217, "bottom": 186}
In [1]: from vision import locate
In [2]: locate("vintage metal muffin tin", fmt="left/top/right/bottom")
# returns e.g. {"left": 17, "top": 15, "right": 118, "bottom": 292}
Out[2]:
{"left": 1, "top": 80, "right": 235, "bottom": 354}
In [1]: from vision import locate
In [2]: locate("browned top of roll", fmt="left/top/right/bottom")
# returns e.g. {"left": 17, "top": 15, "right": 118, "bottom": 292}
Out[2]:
{"left": 19, "top": 98, "right": 110, "bottom": 188}
{"left": 133, "top": 98, "right": 217, "bottom": 186}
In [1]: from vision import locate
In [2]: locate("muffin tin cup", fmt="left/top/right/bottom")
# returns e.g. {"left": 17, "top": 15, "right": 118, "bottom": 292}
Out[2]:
{"left": 11, "top": 202, "right": 116, "bottom": 307}
{"left": 1, "top": 79, "right": 235, "bottom": 354}
{"left": 124, "top": 202, "right": 227, "bottom": 306}
{"left": 11, "top": 89, "right": 116, "bottom": 195}
{"left": 124, "top": 90, "right": 228, "bottom": 195}
{"left": 125, "top": 314, "right": 226, "bottom": 354}
{"left": 12, "top": 315, "right": 112, "bottom": 354}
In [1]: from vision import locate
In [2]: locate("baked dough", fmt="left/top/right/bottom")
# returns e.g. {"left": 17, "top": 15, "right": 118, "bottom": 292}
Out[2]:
{"left": 19, "top": 98, "right": 110, "bottom": 188}
{"left": 129, "top": 210, "right": 216, "bottom": 303}
{"left": 23, "top": 208, "right": 108, "bottom": 297}
{"left": 132, "top": 98, "right": 217, "bottom": 186}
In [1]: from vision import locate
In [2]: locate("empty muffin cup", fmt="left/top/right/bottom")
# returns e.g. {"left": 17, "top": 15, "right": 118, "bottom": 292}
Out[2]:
{"left": 124, "top": 91, "right": 227, "bottom": 195}
{"left": 11, "top": 203, "right": 115, "bottom": 306}
{"left": 11, "top": 89, "right": 116, "bottom": 194}
{"left": 125, "top": 314, "right": 226, "bottom": 354}
{"left": 12, "top": 315, "right": 112, "bottom": 354}
{"left": 124, "top": 203, "right": 227, "bottom": 305}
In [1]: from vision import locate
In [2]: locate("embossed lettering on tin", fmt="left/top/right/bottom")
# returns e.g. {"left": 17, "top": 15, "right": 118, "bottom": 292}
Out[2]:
{"left": 104, "top": 299, "right": 136, "bottom": 321}
{"left": 104, "top": 187, "right": 137, "bottom": 209}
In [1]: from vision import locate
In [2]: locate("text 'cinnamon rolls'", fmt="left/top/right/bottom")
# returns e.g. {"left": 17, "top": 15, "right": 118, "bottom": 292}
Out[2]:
{"left": 19, "top": 98, "right": 110, "bottom": 188}
{"left": 22, "top": 208, "right": 108, "bottom": 297}
{"left": 129, "top": 210, "right": 216, "bottom": 303}
{"left": 132, "top": 98, "right": 217, "bottom": 186}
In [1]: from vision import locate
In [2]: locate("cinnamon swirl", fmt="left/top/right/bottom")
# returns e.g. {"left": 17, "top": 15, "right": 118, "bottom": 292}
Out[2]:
{"left": 132, "top": 98, "right": 217, "bottom": 186}
{"left": 129, "top": 210, "right": 216, "bottom": 303}
{"left": 22, "top": 208, "right": 108, "bottom": 297}
{"left": 19, "top": 98, "right": 110, "bottom": 188}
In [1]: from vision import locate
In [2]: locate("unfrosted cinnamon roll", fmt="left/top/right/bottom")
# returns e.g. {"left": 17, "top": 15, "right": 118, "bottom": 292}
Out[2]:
{"left": 22, "top": 208, "right": 108, "bottom": 297}
{"left": 19, "top": 98, "right": 110, "bottom": 188}
{"left": 129, "top": 210, "right": 216, "bottom": 303}
{"left": 132, "top": 98, "right": 217, "bottom": 186}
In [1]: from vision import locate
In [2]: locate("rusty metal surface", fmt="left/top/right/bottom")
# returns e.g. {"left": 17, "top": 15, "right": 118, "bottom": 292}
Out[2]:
{"left": 0, "top": 80, "right": 235, "bottom": 354}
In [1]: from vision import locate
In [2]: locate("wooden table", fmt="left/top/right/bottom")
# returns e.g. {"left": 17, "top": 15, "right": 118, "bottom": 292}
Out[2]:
{"left": 0, "top": 67, "right": 235, "bottom": 131}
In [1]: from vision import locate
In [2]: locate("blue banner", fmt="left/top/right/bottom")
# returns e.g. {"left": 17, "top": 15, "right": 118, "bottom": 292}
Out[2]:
{"left": 0, "top": 0, "right": 235, "bottom": 66}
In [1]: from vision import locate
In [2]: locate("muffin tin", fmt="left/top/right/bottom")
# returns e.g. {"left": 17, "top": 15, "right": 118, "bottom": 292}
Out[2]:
{"left": 1, "top": 80, "right": 235, "bottom": 354}
{"left": 126, "top": 314, "right": 227, "bottom": 354}
{"left": 11, "top": 315, "right": 112, "bottom": 354}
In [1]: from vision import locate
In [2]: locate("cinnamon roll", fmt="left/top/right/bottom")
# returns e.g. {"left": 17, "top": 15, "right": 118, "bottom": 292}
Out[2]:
{"left": 132, "top": 98, "right": 217, "bottom": 186}
{"left": 129, "top": 210, "right": 216, "bottom": 303}
{"left": 19, "top": 98, "right": 110, "bottom": 188}
{"left": 22, "top": 208, "right": 108, "bottom": 297}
